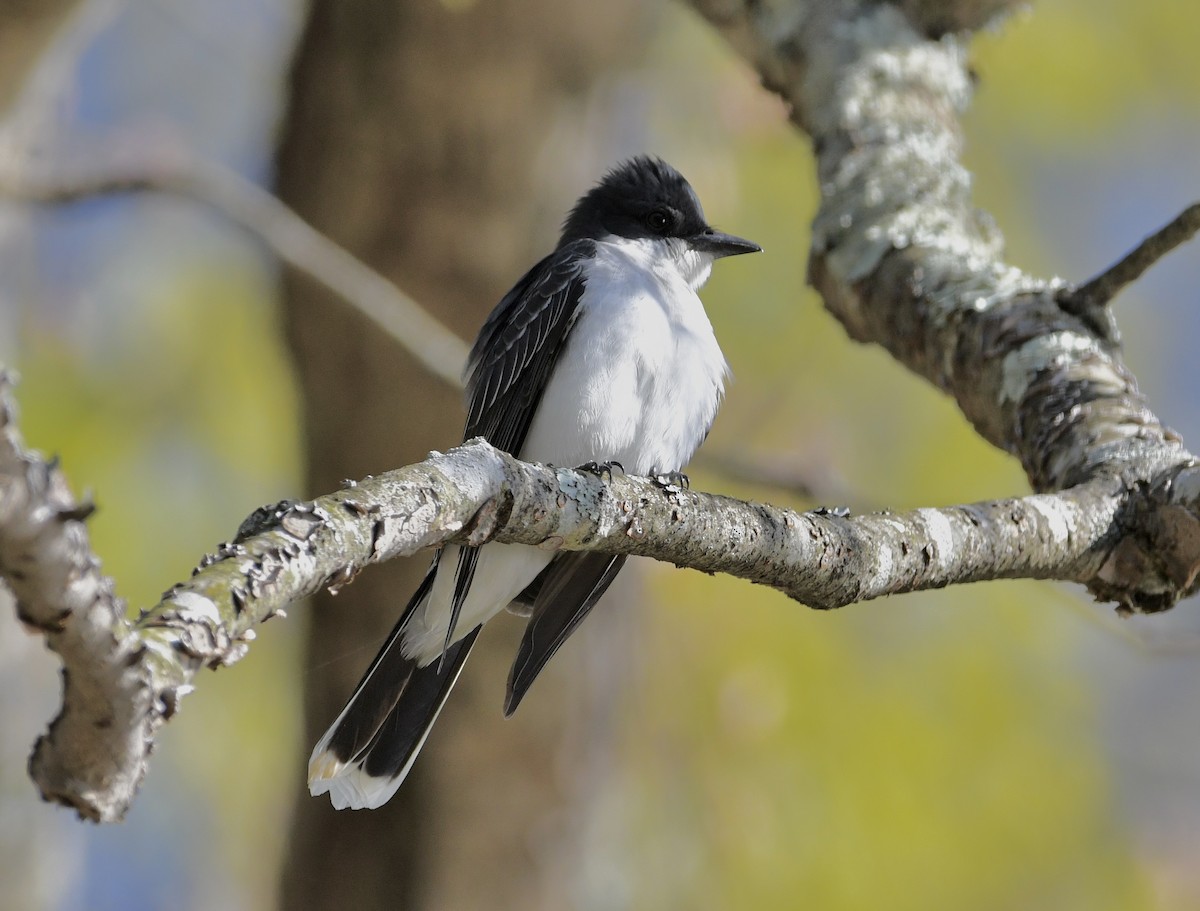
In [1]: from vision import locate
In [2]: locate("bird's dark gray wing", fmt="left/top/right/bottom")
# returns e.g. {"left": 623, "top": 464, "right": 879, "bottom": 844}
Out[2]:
{"left": 504, "top": 551, "right": 628, "bottom": 716}
{"left": 464, "top": 238, "right": 595, "bottom": 451}
{"left": 441, "top": 239, "right": 596, "bottom": 657}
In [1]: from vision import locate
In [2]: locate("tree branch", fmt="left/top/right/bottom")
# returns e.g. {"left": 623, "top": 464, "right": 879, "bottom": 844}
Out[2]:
{"left": 0, "top": 139, "right": 469, "bottom": 389}
{"left": 17, "top": 402, "right": 1200, "bottom": 821}
{"left": 1058, "top": 202, "right": 1200, "bottom": 314}
{"left": 685, "top": 0, "right": 1200, "bottom": 611}
{"left": 4, "top": 414, "right": 1153, "bottom": 821}
{"left": 0, "top": 370, "right": 147, "bottom": 822}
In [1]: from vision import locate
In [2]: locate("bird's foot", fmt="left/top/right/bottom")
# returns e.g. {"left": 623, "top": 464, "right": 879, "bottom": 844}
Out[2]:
{"left": 234, "top": 499, "right": 300, "bottom": 543}
{"left": 577, "top": 460, "right": 625, "bottom": 482}
{"left": 650, "top": 469, "right": 689, "bottom": 490}
{"left": 813, "top": 505, "right": 851, "bottom": 518}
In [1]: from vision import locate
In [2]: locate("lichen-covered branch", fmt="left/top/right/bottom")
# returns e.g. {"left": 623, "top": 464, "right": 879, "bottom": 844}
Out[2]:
{"left": 17, "top": 407, "right": 1200, "bottom": 824}
{"left": 0, "top": 371, "right": 148, "bottom": 822}
{"left": 139, "top": 441, "right": 1127, "bottom": 626}
{"left": 0, "top": 419, "right": 1149, "bottom": 820}
{"left": 686, "top": 0, "right": 1200, "bottom": 612}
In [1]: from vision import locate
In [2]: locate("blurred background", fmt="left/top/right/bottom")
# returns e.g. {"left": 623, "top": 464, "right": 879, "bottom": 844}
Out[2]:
{"left": 1, "top": 0, "right": 1199, "bottom": 909}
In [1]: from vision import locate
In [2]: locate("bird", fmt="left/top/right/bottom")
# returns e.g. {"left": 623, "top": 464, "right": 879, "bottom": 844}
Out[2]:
{"left": 308, "top": 155, "right": 760, "bottom": 809}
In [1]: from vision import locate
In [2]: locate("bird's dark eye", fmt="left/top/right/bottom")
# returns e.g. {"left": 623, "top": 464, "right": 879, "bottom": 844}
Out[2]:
{"left": 646, "top": 209, "right": 673, "bottom": 234}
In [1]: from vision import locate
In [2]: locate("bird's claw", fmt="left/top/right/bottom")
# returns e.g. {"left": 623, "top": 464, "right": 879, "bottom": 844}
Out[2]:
{"left": 813, "top": 505, "right": 851, "bottom": 518}
{"left": 651, "top": 469, "right": 689, "bottom": 490}
{"left": 577, "top": 460, "right": 625, "bottom": 482}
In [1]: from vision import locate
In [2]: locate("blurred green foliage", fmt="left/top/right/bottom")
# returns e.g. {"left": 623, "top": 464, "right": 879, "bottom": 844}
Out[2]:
{"left": 19, "top": 260, "right": 299, "bottom": 603}
{"left": 627, "top": 573, "right": 1153, "bottom": 910}
{"left": 969, "top": 1, "right": 1200, "bottom": 136}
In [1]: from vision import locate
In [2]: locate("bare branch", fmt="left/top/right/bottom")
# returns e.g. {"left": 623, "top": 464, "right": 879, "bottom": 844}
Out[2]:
{"left": 0, "top": 140, "right": 469, "bottom": 389}
{"left": 145, "top": 440, "right": 1123, "bottom": 616}
{"left": 15, "top": 425, "right": 1147, "bottom": 821}
{"left": 1059, "top": 201, "right": 1200, "bottom": 313}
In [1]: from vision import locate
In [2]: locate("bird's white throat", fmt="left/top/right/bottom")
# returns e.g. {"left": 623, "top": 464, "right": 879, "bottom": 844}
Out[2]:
{"left": 605, "top": 235, "right": 714, "bottom": 292}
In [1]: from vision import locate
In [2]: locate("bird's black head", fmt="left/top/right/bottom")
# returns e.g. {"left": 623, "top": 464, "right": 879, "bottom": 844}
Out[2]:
{"left": 559, "top": 156, "right": 760, "bottom": 258}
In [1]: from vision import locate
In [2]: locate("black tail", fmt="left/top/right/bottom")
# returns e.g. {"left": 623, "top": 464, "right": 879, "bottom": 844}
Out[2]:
{"left": 308, "top": 562, "right": 479, "bottom": 809}
{"left": 505, "top": 552, "right": 626, "bottom": 716}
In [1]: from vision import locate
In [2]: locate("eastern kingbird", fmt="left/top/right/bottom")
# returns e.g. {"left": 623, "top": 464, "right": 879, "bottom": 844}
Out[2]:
{"left": 308, "top": 156, "right": 760, "bottom": 809}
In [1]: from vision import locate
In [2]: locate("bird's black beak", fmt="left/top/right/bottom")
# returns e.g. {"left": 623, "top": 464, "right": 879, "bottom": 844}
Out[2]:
{"left": 690, "top": 227, "right": 762, "bottom": 259}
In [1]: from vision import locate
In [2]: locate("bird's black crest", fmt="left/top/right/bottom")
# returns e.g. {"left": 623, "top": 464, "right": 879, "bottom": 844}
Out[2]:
{"left": 559, "top": 156, "right": 708, "bottom": 246}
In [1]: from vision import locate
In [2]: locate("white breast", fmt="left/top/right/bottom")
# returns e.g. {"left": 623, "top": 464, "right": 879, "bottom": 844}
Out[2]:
{"left": 402, "top": 237, "right": 729, "bottom": 663}
{"left": 520, "top": 236, "right": 728, "bottom": 475}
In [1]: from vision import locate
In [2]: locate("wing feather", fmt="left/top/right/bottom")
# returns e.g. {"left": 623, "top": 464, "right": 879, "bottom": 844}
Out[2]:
{"left": 445, "top": 240, "right": 596, "bottom": 654}
{"left": 504, "top": 552, "right": 628, "bottom": 715}
{"left": 464, "top": 238, "right": 594, "bottom": 452}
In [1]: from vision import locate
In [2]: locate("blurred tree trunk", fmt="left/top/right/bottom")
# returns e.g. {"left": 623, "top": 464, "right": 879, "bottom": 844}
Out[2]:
{"left": 0, "top": 1, "right": 80, "bottom": 111}
{"left": 274, "top": 1, "right": 640, "bottom": 909}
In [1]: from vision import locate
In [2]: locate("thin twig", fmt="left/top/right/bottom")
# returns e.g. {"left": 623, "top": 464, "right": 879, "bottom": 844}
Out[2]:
{"left": 0, "top": 142, "right": 470, "bottom": 390}
{"left": 1060, "top": 202, "right": 1200, "bottom": 313}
